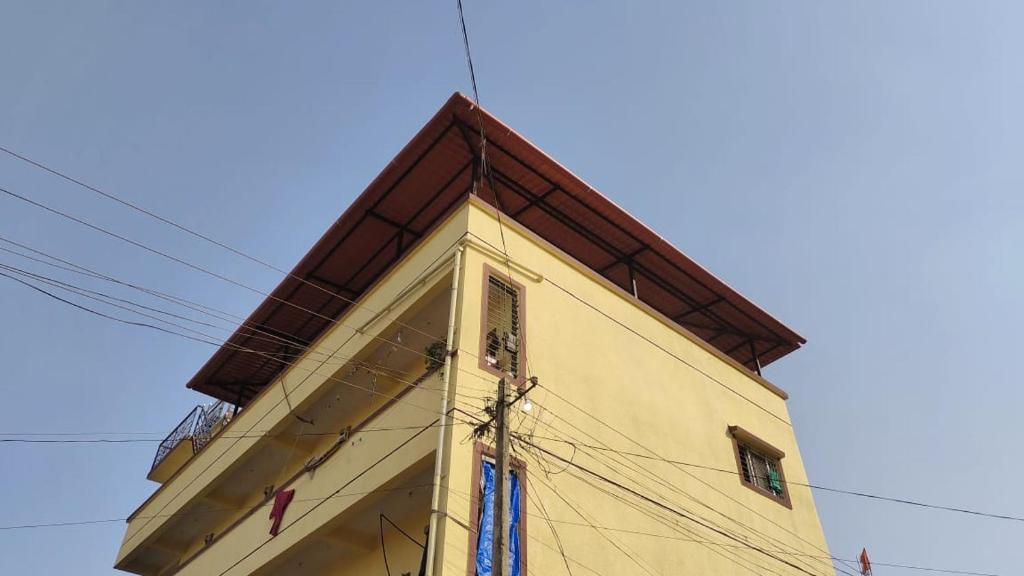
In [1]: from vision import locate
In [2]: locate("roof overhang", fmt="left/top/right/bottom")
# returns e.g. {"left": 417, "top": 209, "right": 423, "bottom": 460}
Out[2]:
{"left": 186, "top": 92, "right": 805, "bottom": 404}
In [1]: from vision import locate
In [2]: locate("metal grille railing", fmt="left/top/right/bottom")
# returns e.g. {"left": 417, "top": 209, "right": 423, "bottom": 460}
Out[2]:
{"left": 151, "top": 406, "right": 202, "bottom": 473}
{"left": 192, "top": 400, "right": 226, "bottom": 454}
{"left": 150, "top": 401, "right": 232, "bottom": 473}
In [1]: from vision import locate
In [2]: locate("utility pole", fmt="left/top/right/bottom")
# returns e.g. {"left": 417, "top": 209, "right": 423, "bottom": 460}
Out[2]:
{"left": 491, "top": 377, "right": 511, "bottom": 576}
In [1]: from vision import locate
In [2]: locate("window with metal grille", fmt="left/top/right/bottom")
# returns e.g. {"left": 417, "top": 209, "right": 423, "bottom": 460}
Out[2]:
{"left": 483, "top": 274, "right": 521, "bottom": 378}
{"left": 737, "top": 443, "right": 785, "bottom": 499}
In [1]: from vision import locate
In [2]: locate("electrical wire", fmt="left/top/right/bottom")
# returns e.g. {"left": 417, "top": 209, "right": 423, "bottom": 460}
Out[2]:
{"left": 0, "top": 184, "right": 459, "bottom": 373}
{"left": 469, "top": 231, "right": 792, "bottom": 426}
{"left": 518, "top": 443, "right": 704, "bottom": 576}
{"left": 381, "top": 513, "right": 425, "bottom": 548}
{"left": 0, "top": 125, "right": 1005, "bottom": 576}
{"left": 0, "top": 236, "right": 353, "bottom": 357}
{"left": 521, "top": 479, "right": 574, "bottom": 576}
{"left": 455, "top": 0, "right": 480, "bottom": 106}
{"left": 1, "top": 121, "right": 826, "bottom": 571}
{"left": 0, "top": 233, "right": 499, "bottom": 399}
{"left": 1, "top": 380, "right": 1009, "bottom": 573}
{"left": 505, "top": 365, "right": 839, "bottom": 572}
{"left": 0, "top": 234, "right": 497, "bottom": 396}
{"left": 514, "top": 395, "right": 848, "bottom": 576}
{"left": 212, "top": 418, "right": 439, "bottom": 576}
{"left": 2, "top": 377, "right": 1007, "bottom": 569}
{"left": 515, "top": 434, "right": 828, "bottom": 576}
{"left": 380, "top": 514, "right": 394, "bottom": 576}
{"left": 0, "top": 271, "right": 220, "bottom": 348}
{"left": 0, "top": 482, "right": 437, "bottom": 532}
{"left": 3, "top": 239, "right": 1011, "bottom": 573}
{"left": 0, "top": 257, "right": 482, "bottom": 392}
{"left": 0, "top": 256, "right": 386, "bottom": 367}
{"left": 473, "top": 467, "right": 1006, "bottom": 576}
{"left": 535, "top": 515, "right": 1002, "bottom": 576}
{"left": 0, "top": 423, "right": 461, "bottom": 443}
{"left": 379, "top": 512, "right": 426, "bottom": 576}
{"left": 440, "top": 486, "right": 616, "bottom": 576}
{"left": 0, "top": 250, "right": 499, "bottom": 444}
{"left": 113, "top": 240, "right": 485, "bottom": 549}
{"left": 0, "top": 145, "right": 449, "bottom": 348}
{"left": 526, "top": 446, "right": 787, "bottom": 576}
{"left": 0, "top": 213, "right": 495, "bottom": 559}
{"left": 517, "top": 423, "right": 823, "bottom": 576}
{"left": 543, "top": 424, "right": 849, "bottom": 576}
{"left": 0, "top": 263, "right": 487, "bottom": 409}
{"left": 522, "top": 431, "right": 1024, "bottom": 524}
{"left": 452, "top": 0, "right": 534, "bottom": 389}
{"left": 0, "top": 53, "right": 890, "bottom": 576}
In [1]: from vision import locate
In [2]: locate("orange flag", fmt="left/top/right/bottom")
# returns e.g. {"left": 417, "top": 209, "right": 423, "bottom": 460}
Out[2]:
{"left": 859, "top": 548, "right": 872, "bottom": 575}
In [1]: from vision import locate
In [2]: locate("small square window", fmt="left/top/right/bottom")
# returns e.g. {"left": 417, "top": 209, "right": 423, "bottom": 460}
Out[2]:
{"left": 729, "top": 426, "right": 791, "bottom": 508}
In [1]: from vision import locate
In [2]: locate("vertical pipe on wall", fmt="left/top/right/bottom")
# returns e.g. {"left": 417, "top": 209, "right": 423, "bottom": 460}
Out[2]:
{"left": 425, "top": 245, "right": 463, "bottom": 576}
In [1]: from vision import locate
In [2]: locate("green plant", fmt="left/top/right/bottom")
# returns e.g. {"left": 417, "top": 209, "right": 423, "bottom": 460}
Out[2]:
{"left": 425, "top": 341, "right": 447, "bottom": 373}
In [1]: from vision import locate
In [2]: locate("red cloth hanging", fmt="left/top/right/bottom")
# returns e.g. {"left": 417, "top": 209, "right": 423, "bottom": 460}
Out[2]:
{"left": 269, "top": 489, "right": 295, "bottom": 537}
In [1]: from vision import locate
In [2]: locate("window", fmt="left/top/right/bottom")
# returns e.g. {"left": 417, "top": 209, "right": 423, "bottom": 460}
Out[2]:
{"left": 469, "top": 443, "right": 527, "bottom": 576}
{"left": 480, "top": 267, "right": 524, "bottom": 380}
{"left": 729, "top": 426, "right": 791, "bottom": 507}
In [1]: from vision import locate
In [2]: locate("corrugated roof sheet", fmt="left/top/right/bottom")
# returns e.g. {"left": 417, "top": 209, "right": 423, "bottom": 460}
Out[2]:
{"left": 186, "top": 93, "right": 805, "bottom": 404}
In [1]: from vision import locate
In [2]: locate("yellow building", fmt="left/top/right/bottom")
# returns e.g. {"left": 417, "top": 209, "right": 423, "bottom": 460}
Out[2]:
{"left": 115, "top": 93, "right": 833, "bottom": 576}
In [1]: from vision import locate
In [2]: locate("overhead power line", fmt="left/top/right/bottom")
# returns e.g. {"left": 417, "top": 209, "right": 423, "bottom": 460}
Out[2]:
{"left": 0, "top": 422, "right": 462, "bottom": 444}
{"left": 72, "top": 238, "right": 480, "bottom": 550}
{"left": 455, "top": 0, "right": 480, "bottom": 105}
{"left": 519, "top": 389, "right": 1019, "bottom": 574}
{"left": 523, "top": 443, "right": 784, "bottom": 576}
{"left": 0, "top": 145, "right": 444, "bottom": 347}
{"left": 510, "top": 386, "right": 846, "bottom": 575}
{"left": 0, "top": 458, "right": 1000, "bottom": 576}
{"left": 466, "top": 231, "right": 793, "bottom": 427}
{"left": 0, "top": 262, "right": 487, "bottom": 406}
{"left": 211, "top": 418, "right": 440, "bottom": 576}
{"left": 4, "top": 395, "right": 1022, "bottom": 524}
{"left": 515, "top": 434, "right": 823, "bottom": 576}
{"left": 0, "top": 200, "right": 495, "bottom": 556}
{"left": 6, "top": 125, "right": 792, "bottom": 427}
{"left": 517, "top": 436, "right": 1004, "bottom": 576}
{"left": 522, "top": 432, "right": 1024, "bottom": 525}
{"left": 0, "top": 481, "right": 438, "bottom": 532}
{"left": 514, "top": 405, "right": 847, "bottom": 576}
{"left": 0, "top": 85, "right": 1004, "bottom": 576}
{"left": 538, "top": 518, "right": 1001, "bottom": 576}
{"left": 0, "top": 185, "right": 454, "bottom": 371}
{"left": 0, "top": 235, "right": 496, "bottom": 397}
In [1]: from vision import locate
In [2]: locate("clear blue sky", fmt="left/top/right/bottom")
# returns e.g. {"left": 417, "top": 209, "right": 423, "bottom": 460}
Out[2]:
{"left": 1, "top": 1, "right": 1021, "bottom": 574}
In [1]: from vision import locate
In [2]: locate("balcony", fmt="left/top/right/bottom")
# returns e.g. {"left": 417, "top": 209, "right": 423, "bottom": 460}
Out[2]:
{"left": 148, "top": 401, "right": 232, "bottom": 484}
{"left": 115, "top": 256, "right": 458, "bottom": 575}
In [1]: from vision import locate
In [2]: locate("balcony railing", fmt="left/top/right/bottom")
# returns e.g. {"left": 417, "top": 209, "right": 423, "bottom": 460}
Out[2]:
{"left": 151, "top": 401, "right": 230, "bottom": 474}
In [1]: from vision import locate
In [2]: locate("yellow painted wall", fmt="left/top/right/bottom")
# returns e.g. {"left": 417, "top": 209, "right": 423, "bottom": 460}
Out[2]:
{"left": 116, "top": 196, "right": 832, "bottom": 576}
{"left": 433, "top": 198, "right": 834, "bottom": 576}
{"left": 116, "top": 204, "right": 477, "bottom": 575}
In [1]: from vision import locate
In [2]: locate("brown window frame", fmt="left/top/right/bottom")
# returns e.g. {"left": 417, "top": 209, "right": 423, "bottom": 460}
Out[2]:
{"left": 478, "top": 264, "right": 527, "bottom": 389}
{"left": 728, "top": 425, "right": 792, "bottom": 509}
{"left": 466, "top": 441, "right": 528, "bottom": 576}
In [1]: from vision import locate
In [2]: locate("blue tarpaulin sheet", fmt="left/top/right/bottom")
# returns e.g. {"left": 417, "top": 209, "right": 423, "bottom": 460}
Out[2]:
{"left": 475, "top": 461, "right": 521, "bottom": 576}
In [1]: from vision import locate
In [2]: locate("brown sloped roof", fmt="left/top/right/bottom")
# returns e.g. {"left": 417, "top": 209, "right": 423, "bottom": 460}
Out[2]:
{"left": 186, "top": 92, "right": 805, "bottom": 404}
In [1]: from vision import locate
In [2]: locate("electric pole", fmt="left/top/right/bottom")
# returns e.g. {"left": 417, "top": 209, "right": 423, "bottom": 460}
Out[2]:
{"left": 492, "top": 377, "right": 511, "bottom": 576}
